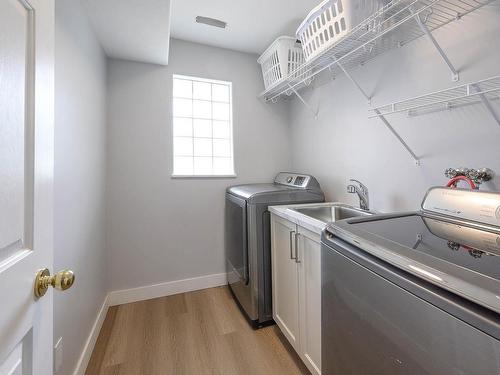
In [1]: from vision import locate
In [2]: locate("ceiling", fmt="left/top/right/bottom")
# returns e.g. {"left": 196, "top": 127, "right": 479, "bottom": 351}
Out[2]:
{"left": 83, "top": 0, "right": 172, "bottom": 65}
{"left": 170, "top": 0, "right": 319, "bottom": 55}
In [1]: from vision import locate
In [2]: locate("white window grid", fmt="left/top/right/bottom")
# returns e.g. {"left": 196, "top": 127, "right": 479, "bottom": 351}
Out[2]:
{"left": 172, "top": 74, "right": 235, "bottom": 177}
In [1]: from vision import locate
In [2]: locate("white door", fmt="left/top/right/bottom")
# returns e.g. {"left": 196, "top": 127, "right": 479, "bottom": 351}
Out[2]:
{"left": 297, "top": 227, "right": 322, "bottom": 375}
{"left": 271, "top": 215, "right": 300, "bottom": 351}
{"left": 0, "top": 0, "right": 55, "bottom": 373}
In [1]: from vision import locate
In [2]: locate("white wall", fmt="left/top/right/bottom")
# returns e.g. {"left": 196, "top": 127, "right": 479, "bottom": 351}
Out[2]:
{"left": 289, "top": 5, "right": 500, "bottom": 212}
{"left": 106, "top": 39, "right": 291, "bottom": 291}
{"left": 54, "top": 1, "right": 107, "bottom": 374}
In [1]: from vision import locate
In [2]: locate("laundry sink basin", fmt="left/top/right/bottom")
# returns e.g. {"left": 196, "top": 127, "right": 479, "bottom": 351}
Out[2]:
{"left": 291, "top": 204, "right": 372, "bottom": 223}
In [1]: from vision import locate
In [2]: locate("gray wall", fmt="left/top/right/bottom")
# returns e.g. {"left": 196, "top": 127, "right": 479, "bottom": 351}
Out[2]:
{"left": 289, "top": 5, "right": 500, "bottom": 211}
{"left": 54, "top": 1, "right": 107, "bottom": 374}
{"left": 51, "top": 5, "right": 500, "bottom": 372}
{"left": 106, "top": 39, "right": 291, "bottom": 291}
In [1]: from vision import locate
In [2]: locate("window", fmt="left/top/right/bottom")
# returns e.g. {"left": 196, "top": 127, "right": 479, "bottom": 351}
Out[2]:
{"left": 172, "top": 74, "right": 234, "bottom": 177}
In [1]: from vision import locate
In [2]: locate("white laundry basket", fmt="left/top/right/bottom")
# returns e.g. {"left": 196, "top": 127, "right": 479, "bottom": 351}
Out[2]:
{"left": 258, "top": 36, "right": 305, "bottom": 90}
{"left": 297, "top": 0, "right": 386, "bottom": 63}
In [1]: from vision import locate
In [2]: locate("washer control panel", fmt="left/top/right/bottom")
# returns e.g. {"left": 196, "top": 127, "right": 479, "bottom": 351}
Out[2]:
{"left": 422, "top": 187, "right": 500, "bottom": 228}
{"left": 294, "top": 176, "right": 306, "bottom": 186}
{"left": 275, "top": 173, "right": 311, "bottom": 188}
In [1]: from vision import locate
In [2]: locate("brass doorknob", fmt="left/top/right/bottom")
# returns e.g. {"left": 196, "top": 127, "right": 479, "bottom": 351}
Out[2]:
{"left": 34, "top": 268, "right": 75, "bottom": 298}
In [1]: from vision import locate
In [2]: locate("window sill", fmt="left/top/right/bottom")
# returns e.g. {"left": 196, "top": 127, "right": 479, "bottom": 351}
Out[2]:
{"left": 171, "top": 174, "right": 237, "bottom": 179}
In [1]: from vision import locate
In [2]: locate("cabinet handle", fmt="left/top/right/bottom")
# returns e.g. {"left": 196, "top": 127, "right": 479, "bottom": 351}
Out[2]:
{"left": 289, "top": 230, "right": 296, "bottom": 260}
{"left": 295, "top": 233, "right": 301, "bottom": 263}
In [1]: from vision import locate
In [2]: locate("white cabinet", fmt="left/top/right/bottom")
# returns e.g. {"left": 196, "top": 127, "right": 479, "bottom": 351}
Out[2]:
{"left": 271, "top": 214, "right": 321, "bottom": 375}
{"left": 297, "top": 226, "right": 322, "bottom": 375}
{"left": 271, "top": 215, "right": 300, "bottom": 351}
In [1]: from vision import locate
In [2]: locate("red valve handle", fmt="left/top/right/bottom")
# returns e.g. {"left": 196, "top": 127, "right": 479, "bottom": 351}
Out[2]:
{"left": 446, "top": 176, "right": 477, "bottom": 190}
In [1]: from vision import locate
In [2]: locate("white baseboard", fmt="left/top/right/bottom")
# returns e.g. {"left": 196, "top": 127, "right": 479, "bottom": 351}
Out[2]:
{"left": 73, "top": 295, "right": 109, "bottom": 375}
{"left": 107, "top": 272, "right": 228, "bottom": 306}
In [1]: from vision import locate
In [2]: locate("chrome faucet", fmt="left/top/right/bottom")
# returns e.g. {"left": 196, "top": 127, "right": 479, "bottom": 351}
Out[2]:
{"left": 347, "top": 179, "right": 369, "bottom": 211}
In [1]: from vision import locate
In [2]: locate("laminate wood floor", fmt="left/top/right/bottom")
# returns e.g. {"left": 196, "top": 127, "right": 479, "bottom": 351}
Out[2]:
{"left": 85, "top": 286, "right": 309, "bottom": 375}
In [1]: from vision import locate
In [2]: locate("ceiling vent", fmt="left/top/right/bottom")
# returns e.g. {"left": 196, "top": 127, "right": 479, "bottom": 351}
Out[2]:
{"left": 195, "top": 16, "right": 227, "bottom": 29}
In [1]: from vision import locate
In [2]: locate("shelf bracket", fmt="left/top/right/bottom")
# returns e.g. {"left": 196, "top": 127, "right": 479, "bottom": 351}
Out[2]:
{"left": 479, "top": 96, "right": 500, "bottom": 126}
{"left": 374, "top": 109, "right": 420, "bottom": 165}
{"left": 332, "top": 56, "right": 372, "bottom": 104}
{"left": 472, "top": 84, "right": 500, "bottom": 127}
{"left": 287, "top": 84, "right": 319, "bottom": 119}
{"left": 412, "top": 10, "right": 459, "bottom": 82}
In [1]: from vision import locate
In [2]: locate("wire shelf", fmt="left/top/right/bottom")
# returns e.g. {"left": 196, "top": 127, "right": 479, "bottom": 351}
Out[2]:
{"left": 259, "top": 0, "right": 494, "bottom": 102}
{"left": 369, "top": 75, "right": 500, "bottom": 117}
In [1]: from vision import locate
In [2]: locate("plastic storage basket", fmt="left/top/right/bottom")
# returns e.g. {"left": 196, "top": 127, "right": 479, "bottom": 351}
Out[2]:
{"left": 258, "top": 36, "right": 304, "bottom": 90}
{"left": 297, "top": 0, "right": 386, "bottom": 63}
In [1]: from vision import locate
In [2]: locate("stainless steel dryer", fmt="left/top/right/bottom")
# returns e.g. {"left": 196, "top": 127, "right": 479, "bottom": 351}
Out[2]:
{"left": 226, "top": 172, "right": 324, "bottom": 327}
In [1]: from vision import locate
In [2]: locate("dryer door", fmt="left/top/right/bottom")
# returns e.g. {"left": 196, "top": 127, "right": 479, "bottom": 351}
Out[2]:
{"left": 225, "top": 193, "right": 249, "bottom": 285}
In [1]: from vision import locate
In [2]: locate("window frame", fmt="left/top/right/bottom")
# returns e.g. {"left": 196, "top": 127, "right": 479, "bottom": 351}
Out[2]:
{"left": 171, "top": 74, "right": 236, "bottom": 178}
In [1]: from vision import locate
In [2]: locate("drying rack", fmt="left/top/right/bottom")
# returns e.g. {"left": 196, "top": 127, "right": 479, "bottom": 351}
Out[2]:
{"left": 259, "top": 0, "right": 496, "bottom": 165}
{"left": 370, "top": 75, "right": 500, "bottom": 118}
{"left": 259, "top": 0, "right": 494, "bottom": 106}
{"left": 368, "top": 75, "right": 500, "bottom": 164}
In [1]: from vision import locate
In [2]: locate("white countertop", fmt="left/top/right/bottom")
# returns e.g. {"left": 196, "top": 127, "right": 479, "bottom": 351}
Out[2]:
{"left": 269, "top": 202, "right": 348, "bottom": 235}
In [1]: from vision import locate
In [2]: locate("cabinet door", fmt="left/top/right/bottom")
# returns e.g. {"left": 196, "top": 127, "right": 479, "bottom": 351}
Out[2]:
{"left": 271, "top": 214, "right": 300, "bottom": 350}
{"left": 298, "top": 227, "right": 322, "bottom": 375}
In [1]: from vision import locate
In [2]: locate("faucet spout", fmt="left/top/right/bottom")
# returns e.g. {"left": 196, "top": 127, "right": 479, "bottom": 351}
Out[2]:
{"left": 347, "top": 179, "right": 369, "bottom": 211}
